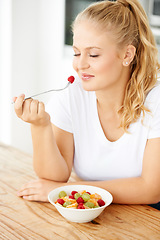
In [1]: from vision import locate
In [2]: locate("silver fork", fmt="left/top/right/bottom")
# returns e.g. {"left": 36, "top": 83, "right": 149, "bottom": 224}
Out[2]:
{"left": 24, "top": 82, "right": 71, "bottom": 100}
{"left": 12, "top": 76, "right": 75, "bottom": 104}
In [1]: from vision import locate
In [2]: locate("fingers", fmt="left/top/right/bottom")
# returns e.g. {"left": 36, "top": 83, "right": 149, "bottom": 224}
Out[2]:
{"left": 38, "top": 101, "right": 45, "bottom": 116}
{"left": 12, "top": 96, "right": 17, "bottom": 103}
{"left": 17, "top": 188, "right": 37, "bottom": 197}
{"left": 14, "top": 94, "right": 25, "bottom": 117}
{"left": 14, "top": 95, "right": 39, "bottom": 117}
{"left": 17, "top": 181, "right": 38, "bottom": 201}
{"left": 18, "top": 190, "right": 47, "bottom": 202}
{"left": 17, "top": 180, "right": 49, "bottom": 202}
{"left": 13, "top": 94, "right": 47, "bottom": 124}
{"left": 30, "top": 99, "right": 39, "bottom": 115}
{"left": 22, "top": 195, "right": 47, "bottom": 202}
{"left": 22, "top": 98, "right": 33, "bottom": 117}
{"left": 18, "top": 179, "right": 38, "bottom": 192}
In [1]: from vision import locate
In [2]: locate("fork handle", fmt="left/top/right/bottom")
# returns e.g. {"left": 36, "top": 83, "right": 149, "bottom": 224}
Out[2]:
{"left": 12, "top": 82, "right": 71, "bottom": 104}
{"left": 25, "top": 82, "right": 71, "bottom": 100}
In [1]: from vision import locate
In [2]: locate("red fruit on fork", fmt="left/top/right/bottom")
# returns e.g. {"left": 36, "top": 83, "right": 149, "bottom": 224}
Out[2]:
{"left": 68, "top": 76, "right": 75, "bottom": 84}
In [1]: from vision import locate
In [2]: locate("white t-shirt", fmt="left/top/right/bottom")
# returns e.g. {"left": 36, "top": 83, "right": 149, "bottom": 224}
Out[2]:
{"left": 46, "top": 76, "right": 160, "bottom": 181}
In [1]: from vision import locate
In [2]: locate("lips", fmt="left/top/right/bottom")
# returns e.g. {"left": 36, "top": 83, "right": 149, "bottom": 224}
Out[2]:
{"left": 81, "top": 73, "right": 95, "bottom": 81}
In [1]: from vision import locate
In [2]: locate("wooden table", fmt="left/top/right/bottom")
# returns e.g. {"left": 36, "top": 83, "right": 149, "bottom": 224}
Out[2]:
{"left": 0, "top": 143, "right": 160, "bottom": 240}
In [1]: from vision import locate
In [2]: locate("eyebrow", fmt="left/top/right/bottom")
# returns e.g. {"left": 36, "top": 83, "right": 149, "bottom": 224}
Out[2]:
{"left": 72, "top": 46, "right": 102, "bottom": 50}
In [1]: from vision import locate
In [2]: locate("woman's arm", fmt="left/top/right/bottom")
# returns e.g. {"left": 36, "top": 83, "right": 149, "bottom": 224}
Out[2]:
{"left": 69, "top": 138, "right": 160, "bottom": 204}
{"left": 31, "top": 123, "right": 74, "bottom": 181}
{"left": 14, "top": 95, "right": 74, "bottom": 182}
{"left": 17, "top": 138, "right": 160, "bottom": 204}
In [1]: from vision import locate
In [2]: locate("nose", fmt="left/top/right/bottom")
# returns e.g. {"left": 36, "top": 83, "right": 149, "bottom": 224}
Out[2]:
{"left": 78, "top": 55, "right": 90, "bottom": 70}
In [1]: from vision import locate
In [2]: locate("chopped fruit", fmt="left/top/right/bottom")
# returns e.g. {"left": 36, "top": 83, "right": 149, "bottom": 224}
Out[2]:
{"left": 97, "top": 199, "right": 105, "bottom": 207}
{"left": 59, "top": 191, "right": 67, "bottom": 198}
{"left": 55, "top": 190, "right": 106, "bottom": 209}
{"left": 76, "top": 197, "right": 84, "bottom": 204}
{"left": 71, "top": 191, "right": 78, "bottom": 196}
{"left": 57, "top": 199, "right": 65, "bottom": 205}
{"left": 78, "top": 204, "right": 85, "bottom": 209}
{"left": 62, "top": 197, "right": 76, "bottom": 204}
{"left": 79, "top": 190, "right": 86, "bottom": 195}
{"left": 90, "top": 193, "right": 102, "bottom": 200}
{"left": 66, "top": 202, "right": 78, "bottom": 208}
{"left": 86, "top": 192, "right": 91, "bottom": 195}
{"left": 63, "top": 201, "right": 72, "bottom": 207}
{"left": 74, "top": 193, "right": 81, "bottom": 200}
{"left": 82, "top": 193, "right": 90, "bottom": 202}
{"left": 88, "top": 199, "right": 98, "bottom": 206}
{"left": 84, "top": 202, "right": 95, "bottom": 208}
{"left": 69, "top": 195, "right": 75, "bottom": 199}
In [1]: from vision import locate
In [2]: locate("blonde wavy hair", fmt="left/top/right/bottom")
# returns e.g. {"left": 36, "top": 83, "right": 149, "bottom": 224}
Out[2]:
{"left": 72, "top": 0, "right": 160, "bottom": 131}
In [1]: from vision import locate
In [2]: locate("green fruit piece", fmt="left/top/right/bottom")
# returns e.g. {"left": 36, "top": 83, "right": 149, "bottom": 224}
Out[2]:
{"left": 59, "top": 191, "right": 67, "bottom": 198}
{"left": 84, "top": 202, "right": 95, "bottom": 208}
{"left": 74, "top": 193, "right": 81, "bottom": 200}
{"left": 82, "top": 193, "right": 90, "bottom": 202}
{"left": 93, "top": 205, "right": 99, "bottom": 208}
{"left": 63, "top": 201, "right": 72, "bottom": 207}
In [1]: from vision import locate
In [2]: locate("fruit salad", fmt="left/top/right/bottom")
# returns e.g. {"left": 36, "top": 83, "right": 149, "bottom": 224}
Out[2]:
{"left": 55, "top": 190, "right": 105, "bottom": 209}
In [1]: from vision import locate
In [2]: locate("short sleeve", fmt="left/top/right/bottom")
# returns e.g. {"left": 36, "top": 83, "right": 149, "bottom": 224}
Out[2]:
{"left": 148, "top": 100, "right": 160, "bottom": 139}
{"left": 45, "top": 89, "right": 73, "bottom": 133}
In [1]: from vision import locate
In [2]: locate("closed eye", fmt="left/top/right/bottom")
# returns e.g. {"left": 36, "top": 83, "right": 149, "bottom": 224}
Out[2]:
{"left": 89, "top": 55, "right": 99, "bottom": 57}
{"left": 73, "top": 53, "right": 80, "bottom": 57}
{"left": 73, "top": 54, "right": 99, "bottom": 57}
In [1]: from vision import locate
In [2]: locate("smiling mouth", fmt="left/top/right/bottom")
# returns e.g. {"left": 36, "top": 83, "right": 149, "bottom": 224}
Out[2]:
{"left": 81, "top": 74, "right": 95, "bottom": 80}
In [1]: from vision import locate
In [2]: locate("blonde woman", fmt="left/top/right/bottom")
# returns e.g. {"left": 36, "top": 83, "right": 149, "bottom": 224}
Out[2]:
{"left": 14, "top": 0, "right": 160, "bottom": 207}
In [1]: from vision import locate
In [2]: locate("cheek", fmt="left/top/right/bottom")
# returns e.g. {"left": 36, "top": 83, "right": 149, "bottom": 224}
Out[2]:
{"left": 72, "top": 58, "right": 78, "bottom": 72}
{"left": 99, "top": 57, "right": 116, "bottom": 72}
{"left": 97, "top": 56, "right": 119, "bottom": 76}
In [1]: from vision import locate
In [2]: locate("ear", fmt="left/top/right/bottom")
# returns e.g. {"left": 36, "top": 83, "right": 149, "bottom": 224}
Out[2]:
{"left": 122, "top": 45, "right": 136, "bottom": 66}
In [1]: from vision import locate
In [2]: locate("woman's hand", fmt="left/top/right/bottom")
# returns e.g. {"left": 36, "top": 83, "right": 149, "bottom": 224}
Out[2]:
{"left": 17, "top": 178, "right": 66, "bottom": 202}
{"left": 13, "top": 94, "right": 50, "bottom": 127}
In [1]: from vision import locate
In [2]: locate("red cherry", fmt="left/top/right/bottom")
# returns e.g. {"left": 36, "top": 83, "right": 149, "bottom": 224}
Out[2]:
{"left": 77, "top": 204, "right": 85, "bottom": 209}
{"left": 57, "top": 199, "right": 65, "bottom": 205}
{"left": 68, "top": 76, "right": 75, "bottom": 84}
{"left": 69, "top": 195, "right": 74, "bottom": 199}
{"left": 71, "top": 191, "right": 78, "bottom": 196}
{"left": 76, "top": 197, "right": 84, "bottom": 204}
{"left": 97, "top": 199, "right": 105, "bottom": 207}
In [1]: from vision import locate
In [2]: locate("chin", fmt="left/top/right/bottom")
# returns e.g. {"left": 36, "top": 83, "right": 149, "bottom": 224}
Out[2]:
{"left": 82, "top": 81, "right": 105, "bottom": 92}
{"left": 81, "top": 82, "right": 97, "bottom": 92}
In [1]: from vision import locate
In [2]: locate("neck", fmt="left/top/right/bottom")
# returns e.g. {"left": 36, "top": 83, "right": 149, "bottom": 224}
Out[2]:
{"left": 96, "top": 91, "right": 124, "bottom": 118}
{"left": 95, "top": 74, "right": 129, "bottom": 115}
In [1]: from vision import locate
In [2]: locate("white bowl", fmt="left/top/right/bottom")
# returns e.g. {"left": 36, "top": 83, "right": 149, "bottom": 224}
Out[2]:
{"left": 48, "top": 185, "right": 113, "bottom": 223}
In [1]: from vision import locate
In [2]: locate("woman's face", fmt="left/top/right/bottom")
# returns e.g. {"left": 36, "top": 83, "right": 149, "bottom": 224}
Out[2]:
{"left": 72, "top": 21, "right": 126, "bottom": 92}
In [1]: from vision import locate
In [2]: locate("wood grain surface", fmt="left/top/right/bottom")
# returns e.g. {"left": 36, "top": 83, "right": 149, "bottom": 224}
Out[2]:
{"left": 0, "top": 143, "right": 160, "bottom": 240}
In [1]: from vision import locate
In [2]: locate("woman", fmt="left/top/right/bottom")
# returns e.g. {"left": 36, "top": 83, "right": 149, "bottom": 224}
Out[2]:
{"left": 14, "top": 0, "right": 160, "bottom": 205}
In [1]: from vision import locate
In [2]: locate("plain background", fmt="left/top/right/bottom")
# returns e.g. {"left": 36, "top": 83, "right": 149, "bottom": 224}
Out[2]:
{"left": 0, "top": 0, "right": 75, "bottom": 154}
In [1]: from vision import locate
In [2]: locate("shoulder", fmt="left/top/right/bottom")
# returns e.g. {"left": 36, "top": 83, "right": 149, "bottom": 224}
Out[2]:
{"left": 145, "top": 81, "right": 160, "bottom": 103}
{"left": 145, "top": 81, "right": 160, "bottom": 111}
